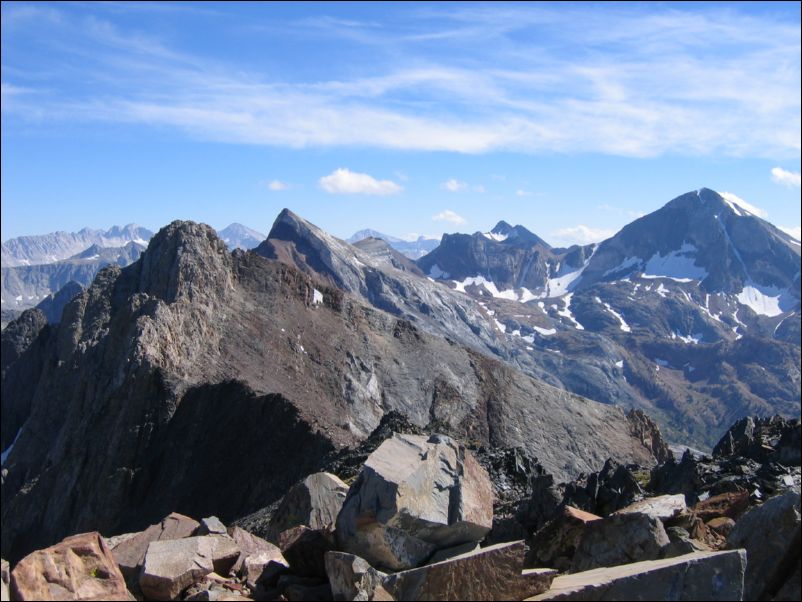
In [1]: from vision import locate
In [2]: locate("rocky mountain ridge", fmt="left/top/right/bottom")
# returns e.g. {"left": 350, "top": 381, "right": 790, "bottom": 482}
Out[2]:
{"left": 1, "top": 219, "right": 658, "bottom": 564}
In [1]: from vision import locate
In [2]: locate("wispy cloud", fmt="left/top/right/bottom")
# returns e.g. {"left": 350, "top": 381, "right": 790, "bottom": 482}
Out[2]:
{"left": 2, "top": 4, "right": 799, "bottom": 158}
{"left": 552, "top": 225, "right": 616, "bottom": 245}
{"left": 267, "top": 180, "right": 290, "bottom": 191}
{"left": 718, "top": 191, "right": 768, "bottom": 218}
{"left": 319, "top": 168, "right": 402, "bottom": 195}
{"left": 442, "top": 179, "right": 468, "bottom": 192}
{"left": 516, "top": 189, "right": 532, "bottom": 197}
{"left": 771, "top": 167, "right": 801, "bottom": 187}
{"left": 432, "top": 210, "right": 466, "bottom": 225}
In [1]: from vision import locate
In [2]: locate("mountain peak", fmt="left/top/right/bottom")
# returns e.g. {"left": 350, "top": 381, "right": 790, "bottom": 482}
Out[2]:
{"left": 491, "top": 220, "right": 514, "bottom": 235}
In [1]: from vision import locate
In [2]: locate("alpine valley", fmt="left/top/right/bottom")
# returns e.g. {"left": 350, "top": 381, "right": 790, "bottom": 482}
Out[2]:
{"left": 0, "top": 188, "right": 800, "bottom": 592}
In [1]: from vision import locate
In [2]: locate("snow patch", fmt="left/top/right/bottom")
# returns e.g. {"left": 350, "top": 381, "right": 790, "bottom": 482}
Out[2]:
{"left": 641, "top": 243, "right": 708, "bottom": 282}
{"left": 483, "top": 231, "right": 508, "bottom": 242}
{"left": 604, "top": 256, "right": 642, "bottom": 277}
{"left": 312, "top": 288, "right": 324, "bottom": 304}
{"left": 736, "top": 284, "right": 792, "bottom": 317}
{"left": 615, "top": 360, "right": 624, "bottom": 368}
{"left": 533, "top": 326, "right": 557, "bottom": 336}
{"left": 557, "top": 293, "right": 584, "bottom": 330}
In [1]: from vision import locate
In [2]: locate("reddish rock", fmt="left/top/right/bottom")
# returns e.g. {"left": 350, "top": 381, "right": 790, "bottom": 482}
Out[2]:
{"left": 692, "top": 491, "right": 749, "bottom": 522}
{"left": 10, "top": 532, "right": 132, "bottom": 601}
{"left": 226, "top": 526, "right": 282, "bottom": 576}
{"left": 707, "top": 517, "right": 736, "bottom": 537}
{"left": 111, "top": 512, "right": 200, "bottom": 578}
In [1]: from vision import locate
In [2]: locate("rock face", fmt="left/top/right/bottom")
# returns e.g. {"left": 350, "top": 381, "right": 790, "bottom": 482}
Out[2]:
{"left": 713, "top": 416, "right": 801, "bottom": 466}
{"left": 725, "top": 491, "right": 801, "bottom": 601}
{"left": 111, "top": 512, "right": 200, "bottom": 579}
{"left": 572, "top": 512, "right": 670, "bottom": 571}
{"left": 10, "top": 532, "right": 131, "bottom": 601}
{"left": 1, "top": 216, "right": 657, "bottom": 563}
{"left": 380, "top": 541, "right": 556, "bottom": 601}
{"left": 278, "top": 526, "right": 336, "bottom": 579}
{"left": 532, "top": 550, "right": 746, "bottom": 601}
{"left": 336, "top": 433, "right": 494, "bottom": 571}
{"left": 267, "top": 472, "right": 349, "bottom": 542}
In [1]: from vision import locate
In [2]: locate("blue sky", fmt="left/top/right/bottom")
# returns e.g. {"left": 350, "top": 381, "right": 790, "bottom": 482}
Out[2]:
{"left": 2, "top": 1, "right": 800, "bottom": 245}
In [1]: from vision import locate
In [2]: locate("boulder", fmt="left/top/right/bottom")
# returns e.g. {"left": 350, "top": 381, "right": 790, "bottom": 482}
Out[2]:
{"left": 267, "top": 472, "right": 349, "bottom": 542}
{"left": 324, "top": 552, "right": 387, "bottom": 601}
{"left": 706, "top": 517, "right": 735, "bottom": 538}
{"left": 613, "top": 494, "right": 686, "bottom": 522}
{"left": 279, "top": 526, "right": 336, "bottom": 578}
{"left": 380, "top": 541, "right": 556, "bottom": 601}
{"left": 10, "top": 532, "right": 131, "bottom": 601}
{"left": 1, "top": 559, "right": 9, "bottom": 602}
{"left": 525, "top": 506, "right": 601, "bottom": 572}
{"left": 725, "top": 491, "right": 801, "bottom": 601}
{"left": 691, "top": 491, "right": 749, "bottom": 522}
{"left": 572, "top": 512, "right": 670, "bottom": 571}
{"left": 198, "top": 517, "right": 228, "bottom": 536}
{"left": 226, "top": 526, "right": 285, "bottom": 580}
{"left": 139, "top": 536, "right": 240, "bottom": 600}
{"left": 661, "top": 527, "right": 711, "bottom": 559}
{"left": 111, "top": 512, "right": 200, "bottom": 579}
{"left": 335, "top": 433, "right": 493, "bottom": 571}
{"left": 529, "top": 550, "right": 746, "bottom": 601}
{"left": 561, "top": 459, "right": 643, "bottom": 517}
{"left": 243, "top": 550, "right": 289, "bottom": 590}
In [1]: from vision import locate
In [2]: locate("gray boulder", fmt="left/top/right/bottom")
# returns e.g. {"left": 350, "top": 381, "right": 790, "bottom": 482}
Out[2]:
{"left": 532, "top": 550, "right": 746, "bottom": 601}
{"left": 336, "top": 433, "right": 493, "bottom": 571}
{"left": 198, "top": 517, "right": 228, "bottom": 536}
{"left": 226, "top": 526, "right": 283, "bottom": 577}
{"left": 525, "top": 506, "right": 602, "bottom": 572}
{"left": 267, "top": 472, "right": 349, "bottom": 542}
{"left": 613, "top": 494, "right": 686, "bottom": 522}
{"left": 572, "top": 512, "right": 670, "bottom": 571}
{"left": 725, "top": 490, "right": 801, "bottom": 601}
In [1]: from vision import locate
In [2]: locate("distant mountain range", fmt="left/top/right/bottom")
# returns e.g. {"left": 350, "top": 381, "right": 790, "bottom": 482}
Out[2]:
{"left": 348, "top": 229, "right": 440, "bottom": 259}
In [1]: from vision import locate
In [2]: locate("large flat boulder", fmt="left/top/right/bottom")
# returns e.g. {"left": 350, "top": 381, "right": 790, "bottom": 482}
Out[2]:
{"left": 725, "top": 491, "right": 801, "bottom": 601}
{"left": 267, "top": 472, "right": 349, "bottom": 542}
{"left": 10, "top": 532, "right": 132, "bottom": 601}
{"left": 380, "top": 541, "right": 556, "bottom": 601}
{"left": 111, "top": 512, "right": 200, "bottom": 578}
{"left": 139, "top": 536, "right": 240, "bottom": 601}
{"left": 279, "top": 526, "right": 336, "bottom": 579}
{"left": 226, "top": 526, "right": 284, "bottom": 577}
{"left": 529, "top": 550, "right": 746, "bottom": 601}
{"left": 336, "top": 433, "right": 493, "bottom": 571}
{"left": 572, "top": 512, "right": 670, "bottom": 571}
{"left": 613, "top": 494, "right": 686, "bottom": 522}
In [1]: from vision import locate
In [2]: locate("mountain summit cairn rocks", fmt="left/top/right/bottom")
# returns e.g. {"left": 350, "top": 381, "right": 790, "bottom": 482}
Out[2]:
{"left": 335, "top": 433, "right": 494, "bottom": 571}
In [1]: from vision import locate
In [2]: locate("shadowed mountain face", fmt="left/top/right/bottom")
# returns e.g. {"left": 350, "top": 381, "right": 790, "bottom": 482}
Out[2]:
{"left": 414, "top": 189, "right": 800, "bottom": 447}
{"left": 1, "top": 219, "right": 656, "bottom": 563}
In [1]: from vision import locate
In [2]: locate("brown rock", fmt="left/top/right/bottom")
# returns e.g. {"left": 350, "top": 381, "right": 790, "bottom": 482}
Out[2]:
{"left": 111, "top": 512, "right": 200, "bottom": 579}
{"left": 324, "top": 552, "right": 387, "bottom": 601}
{"left": 530, "top": 550, "right": 746, "bottom": 601}
{"left": 10, "top": 532, "right": 132, "bottom": 601}
{"left": 1, "top": 559, "right": 9, "bottom": 602}
{"left": 692, "top": 491, "right": 749, "bottom": 522}
{"left": 381, "top": 541, "right": 556, "bottom": 601}
{"left": 707, "top": 517, "right": 736, "bottom": 537}
{"left": 243, "top": 550, "right": 289, "bottom": 590}
{"left": 226, "top": 526, "right": 282, "bottom": 576}
{"left": 279, "top": 526, "right": 336, "bottom": 578}
{"left": 139, "top": 535, "right": 240, "bottom": 601}
{"left": 525, "top": 506, "right": 601, "bottom": 572}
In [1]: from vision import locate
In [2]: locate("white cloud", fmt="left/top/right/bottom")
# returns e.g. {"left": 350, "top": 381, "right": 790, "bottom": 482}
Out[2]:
{"left": 771, "top": 167, "right": 801, "bottom": 188}
{"left": 442, "top": 179, "right": 468, "bottom": 192}
{"left": 552, "top": 225, "right": 616, "bottom": 245}
{"left": 718, "top": 191, "right": 768, "bottom": 218}
{"left": 319, "top": 168, "right": 402, "bottom": 195}
{"left": 779, "top": 226, "right": 801, "bottom": 241}
{"left": 516, "top": 189, "right": 532, "bottom": 197}
{"left": 268, "top": 179, "right": 289, "bottom": 191}
{"left": 432, "top": 210, "right": 467, "bottom": 225}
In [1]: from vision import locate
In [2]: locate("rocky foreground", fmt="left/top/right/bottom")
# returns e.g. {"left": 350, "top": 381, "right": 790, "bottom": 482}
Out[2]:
{"left": 1, "top": 415, "right": 799, "bottom": 602}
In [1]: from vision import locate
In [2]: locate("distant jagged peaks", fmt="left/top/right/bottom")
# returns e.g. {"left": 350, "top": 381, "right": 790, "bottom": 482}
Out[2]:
{"left": 484, "top": 220, "right": 551, "bottom": 248}
{"left": 1, "top": 224, "right": 153, "bottom": 267}
{"left": 216, "top": 223, "right": 265, "bottom": 251}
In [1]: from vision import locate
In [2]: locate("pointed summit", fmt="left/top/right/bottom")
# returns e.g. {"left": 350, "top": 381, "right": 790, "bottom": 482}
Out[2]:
{"left": 483, "top": 221, "right": 550, "bottom": 248}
